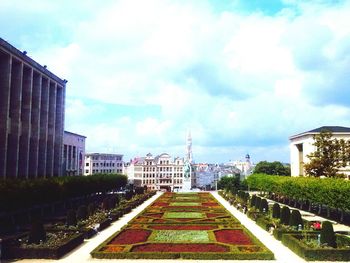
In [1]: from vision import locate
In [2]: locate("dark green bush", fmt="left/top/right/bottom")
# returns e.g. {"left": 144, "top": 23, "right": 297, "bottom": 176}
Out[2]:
{"left": 250, "top": 195, "right": 256, "bottom": 207}
{"left": 289, "top": 210, "right": 303, "bottom": 229}
{"left": 77, "top": 205, "right": 88, "bottom": 221}
{"left": 88, "top": 202, "right": 96, "bottom": 216}
{"left": 28, "top": 219, "right": 46, "bottom": 244}
{"left": 259, "top": 199, "right": 268, "bottom": 213}
{"left": 135, "top": 186, "right": 145, "bottom": 195}
{"left": 320, "top": 221, "right": 336, "bottom": 248}
{"left": 125, "top": 191, "right": 134, "bottom": 200}
{"left": 272, "top": 203, "right": 280, "bottom": 218}
{"left": 280, "top": 206, "right": 290, "bottom": 225}
{"left": 66, "top": 209, "right": 77, "bottom": 226}
{"left": 255, "top": 196, "right": 262, "bottom": 209}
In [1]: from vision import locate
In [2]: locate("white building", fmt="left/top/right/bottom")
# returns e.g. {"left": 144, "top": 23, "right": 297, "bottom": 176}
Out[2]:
{"left": 289, "top": 126, "right": 350, "bottom": 177}
{"left": 125, "top": 153, "right": 192, "bottom": 191}
{"left": 84, "top": 153, "right": 123, "bottom": 175}
{"left": 227, "top": 154, "right": 254, "bottom": 179}
{"left": 63, "top": 131, "right": 86, "bottom": 176}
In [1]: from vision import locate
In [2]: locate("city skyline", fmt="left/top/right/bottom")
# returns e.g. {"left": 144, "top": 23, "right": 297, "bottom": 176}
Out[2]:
{"left": 1, "top": 0, "right": 350, "bottom": 163}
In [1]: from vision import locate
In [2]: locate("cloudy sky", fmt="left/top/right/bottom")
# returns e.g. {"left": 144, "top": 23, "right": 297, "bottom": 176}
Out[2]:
{"left": 1, "top": 0, "right": 350, "bottom": 164}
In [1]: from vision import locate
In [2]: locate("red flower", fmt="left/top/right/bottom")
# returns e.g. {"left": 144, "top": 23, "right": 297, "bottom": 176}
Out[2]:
{"left": 109, "top": 229, "right": 151, "bottom": 244}
{"left": 132, "top": 243, "right": 229, "bottom": 252}
{"left": 215, "top": 230, "right": 253, "bottom": 245}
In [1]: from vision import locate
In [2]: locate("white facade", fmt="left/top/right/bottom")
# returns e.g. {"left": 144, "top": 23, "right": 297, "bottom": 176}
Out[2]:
{"left": 125, "top": 153, "right": 190, "bottom": 191}
{"left": 84, "top": 153, "right": 123, "bottom": 175}
{"left": 63, "top": 131, "right": 86, "bottom": 176}
{"left": 290, "top": 126, "right": 350, "bottom": 177}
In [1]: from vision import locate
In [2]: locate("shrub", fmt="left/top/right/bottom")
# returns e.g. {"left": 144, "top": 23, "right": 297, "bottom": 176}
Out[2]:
{"left": 102, "top": 197, "right": 111, "bottom": 210}
{"left": 125, "top": 191, "right": 134, "bottom": 201}
{"left": 28, "top": 219, "right": 46, "bottom": 244}
{"left": 272, "top": 203, "right": 280, "bottom": 218}
{"left": 289, "top": 210, "right": 303, "bottom": 229}
{"left": 255, "top": 197, "right": 261, "bottom": 209}
{"left": 250, "top": 195, "right": 256, "bottom": 207}
{"left": 135, "top": 186, "right": 145, "bottom": 195}
{"left": 66, "top": 209, "right": 77, "bottom": 226}
{"left": 280, "top": 206, "right": 290, "bottom": 225}
{"left": 259, "top": 199, "right": 268, "bottom": 213}
{"left": 77, "top": 205, "right": 88, "bottom": 221}
{"left": 320, "top": 221, "right": 336, "bottom": 248}
{"left": 88, "top": 202, "right": 96, "bottom": 216}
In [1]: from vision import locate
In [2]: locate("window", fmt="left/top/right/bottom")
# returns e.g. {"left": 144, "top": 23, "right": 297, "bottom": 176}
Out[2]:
{"left": 85, "top": 169, "right": 89, "bottom": 173}
{"left": 86, "top": 163, "right": 89, "bottom": 166}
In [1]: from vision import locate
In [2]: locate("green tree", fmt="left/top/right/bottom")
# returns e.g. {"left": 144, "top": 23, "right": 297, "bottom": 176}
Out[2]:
{"left": 253, "top": 161, "right": 290, "bottom": 176}
{"left": 217, "top": 175, "right": 240, "bottom": 192}
{"left": 304, "top": 131, "right": 346, "bottom": 178}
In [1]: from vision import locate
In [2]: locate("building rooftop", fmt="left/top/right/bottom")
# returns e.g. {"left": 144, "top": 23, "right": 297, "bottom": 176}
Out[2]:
{"left": 64, "top": 130, "right": 87, "bottom": 138}
{"left": 290, "top": 126, "right": 350, "bottom": 139}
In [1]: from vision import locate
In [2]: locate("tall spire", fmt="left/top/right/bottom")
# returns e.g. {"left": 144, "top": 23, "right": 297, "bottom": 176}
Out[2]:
{"left": 186, "top": 130, "right": 193, "bottom": 164}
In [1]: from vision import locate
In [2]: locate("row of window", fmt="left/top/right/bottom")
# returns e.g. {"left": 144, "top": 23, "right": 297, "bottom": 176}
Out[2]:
{"left": 86, "top": 162, "right": 122, "bottom": 167}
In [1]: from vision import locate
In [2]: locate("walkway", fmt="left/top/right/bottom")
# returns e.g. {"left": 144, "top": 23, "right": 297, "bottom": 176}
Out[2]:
{"left": 4, "top": 191, "right": 349, "bottom": 263}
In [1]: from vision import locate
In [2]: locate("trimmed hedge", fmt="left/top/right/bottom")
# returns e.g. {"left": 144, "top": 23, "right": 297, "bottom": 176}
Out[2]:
{"left": 0, "top": 174, "right": 127, "bottom": 212}
{"left": 281, "top": 233, "right": 350, "bottom": 261}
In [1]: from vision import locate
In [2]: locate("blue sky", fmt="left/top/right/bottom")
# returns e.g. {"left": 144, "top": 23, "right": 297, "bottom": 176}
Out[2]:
{"left": 1, "top": 0, "right": 350, "bottom": 164}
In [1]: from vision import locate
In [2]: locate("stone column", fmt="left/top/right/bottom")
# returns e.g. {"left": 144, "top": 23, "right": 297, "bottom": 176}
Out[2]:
{"left": 38, "top": 77, "right": 49, "bottom": 177}
{"left": 6, "top": 58, "right": 23, "bottom": 178}
{"left": 54, "top": 85, "right": 64, "bottom": 176}
{"left": 46, "top": 81, "right": 57, "bottom": 177}
{"left": 18, "top": 66, "right": 33, "bottom": 178}
{"left": 28, "top": 71, "right": 41, "bottom": 178}
{"left": 0, "top": 51, "right": 11, "bottom": 178}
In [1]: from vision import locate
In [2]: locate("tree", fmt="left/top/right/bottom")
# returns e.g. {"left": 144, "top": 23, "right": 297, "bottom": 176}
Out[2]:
{"left": 320, "top": 221, "right": 336, "bottom": 248}
{"left": 217, "top": 175, "right": 240, "bottom": 192}
{"left": 253, "top": 161, "right": 290, "bottom": 176}
{"left": 304, "top": 131, "right": 347, "bottom": 178}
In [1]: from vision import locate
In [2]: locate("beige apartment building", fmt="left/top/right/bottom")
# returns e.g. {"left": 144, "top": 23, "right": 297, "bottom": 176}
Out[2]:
{"left": 63, "top": 131, "right": 86, "bottom": 176}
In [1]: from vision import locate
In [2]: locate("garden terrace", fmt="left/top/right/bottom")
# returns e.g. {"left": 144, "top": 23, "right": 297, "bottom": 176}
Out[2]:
{"left": 91, "top": 192, "right": 274, "bottom": 260}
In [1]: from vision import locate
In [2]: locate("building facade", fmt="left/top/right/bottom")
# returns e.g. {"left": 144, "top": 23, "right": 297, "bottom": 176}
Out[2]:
{"left": 63, "top": 131, "right": 86, "bottom": 176}
{"left": 0, "top": 38, "right": 66, "bottom": 178}
{"left": 84, "top": 153, "right": 123, "bottom": 175}
{"left": 125, "top": 153, "right": 189, "bottom": 191}
{"left": 290, "top": 126, "right": 350, "bottom": 176}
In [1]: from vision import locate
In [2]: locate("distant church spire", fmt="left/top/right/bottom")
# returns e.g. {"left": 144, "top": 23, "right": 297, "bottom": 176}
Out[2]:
{"left": 186, "top": 130, "right": 193, "bottom": 164}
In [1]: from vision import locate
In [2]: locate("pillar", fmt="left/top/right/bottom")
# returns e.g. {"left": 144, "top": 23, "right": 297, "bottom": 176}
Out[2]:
{"left": 46, "top": 81, "right": 56, "bottom": 177}
{"left": 18, "top": 66, "right": 32, "bottom": 178}
{"left": 28, "top": 71, "right": 41, "bottom": 178}
{"left": 54, "top": 85, "right": 64, "bottom": 176}
{"left": 6, "top": 58, "right": 23, "bottom": 178}
{"left": 0, "top": 51, "right": 11, "bottom": 178}
{"left": 38, "top": 77, "right": 49, "bottom": 177}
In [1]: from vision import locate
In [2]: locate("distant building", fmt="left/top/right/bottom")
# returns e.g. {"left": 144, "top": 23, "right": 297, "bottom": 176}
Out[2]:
{"left": 84, "top": 153, "right": 123, "bottom": 175}
{"left": 125, "top": 153, "right": 189, "bottom": 191}
{"left": 227, "top": 154, "right": 254, "bottom": 180}
{"left": 63, "top": 131, "right": 86, "bottom": 176}
{"left": 0, "top": 38, "right": 66, "bottom": 178}
{"left": 290, "top": 126, "right": 350, "bottom": 177}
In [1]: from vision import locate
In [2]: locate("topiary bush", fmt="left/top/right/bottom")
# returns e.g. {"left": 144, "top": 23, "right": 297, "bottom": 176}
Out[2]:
{"left": 66, "top": 209, "right": 77, "bottom": 226}
{"left": 77, "top": 205, "right": 88, "bottom": 221}
{"left": 28, "top": 219, "right": 46, "bottom": 244}
{"left": 250, "top": 195, "right": 256, "bottom": 207}
{"left": 272, "top": 203, "right": 281, "bottom": 218}
{"left": 255, "top": 197, "right": 262, "bottom": 209}
{"left": 320, "top": 221, "right": 337, "bottom": 248}
{"left": 102, "top": 197, "right": 111, "bottom": 210}
{"left": 280, "top": 206, "right": 290, "bottom": 225}
{"left": 88, "top": 202, "right": 96, "bottom": 216}
{"left": 289, "top": 210, "right": 303, "bottom": 229}
{"left": 259, "top": 199, "right": 269, "bottom": 213}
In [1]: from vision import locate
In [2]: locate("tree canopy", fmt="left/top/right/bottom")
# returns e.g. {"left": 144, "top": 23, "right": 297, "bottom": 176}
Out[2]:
{"left": 304, "top": 130, "right": 350, "bottom": 178}
{"left": 217, "top": 175, "right": 240, "bottom": 191}
{"left": 253, "top": 161, "right": 290, "bottom": 176}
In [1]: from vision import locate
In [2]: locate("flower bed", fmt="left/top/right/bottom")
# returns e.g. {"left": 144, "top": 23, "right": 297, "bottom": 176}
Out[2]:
{"left": 91, "top": 192, "right": 274, "bottom": 260}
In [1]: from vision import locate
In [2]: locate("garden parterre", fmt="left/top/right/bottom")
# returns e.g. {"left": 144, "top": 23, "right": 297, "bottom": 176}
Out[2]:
{"left": 91, "top": 192, "right": 274, "bottom": 260}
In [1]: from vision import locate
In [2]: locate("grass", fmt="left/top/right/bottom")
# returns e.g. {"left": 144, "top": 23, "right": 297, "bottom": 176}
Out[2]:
{"left": 152, "top": 230, "right": 210, "bottom": 242}
{"left": 164, "top": 212, "right": 204, "bottom": 219}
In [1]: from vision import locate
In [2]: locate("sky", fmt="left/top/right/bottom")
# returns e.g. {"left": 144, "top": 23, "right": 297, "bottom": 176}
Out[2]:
{"left": 1, "top": 0, "right": 350, "bottom": 164}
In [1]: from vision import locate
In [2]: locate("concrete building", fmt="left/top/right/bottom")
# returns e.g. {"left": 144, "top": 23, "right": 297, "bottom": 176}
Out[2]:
{"left": 63, "top": 131, "right": 86, "bottom": 176}
{"left": 125, "top": 153, "right": 189, "bottom": 191}
{"left": 290, "top": 126, "right": 350, "bottom": 176}
{"left": 0, "top": 38, "right": 66, "bottom": 178}
{"left": 84, "top": 153, "right": 123, "bottom": 175}
{"left": 227, "top": 154, "right": 254, "bottom": 180}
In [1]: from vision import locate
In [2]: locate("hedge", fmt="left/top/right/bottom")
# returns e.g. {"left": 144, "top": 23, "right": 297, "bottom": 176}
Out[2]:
{"left": 246, "top": 174, "right": 350, "bottom": 215}
{"left": 281, "top": 233, "right": 350, "bottom": 261}
{"left": 0, "top": 174, "right": 127, "bottom": 212}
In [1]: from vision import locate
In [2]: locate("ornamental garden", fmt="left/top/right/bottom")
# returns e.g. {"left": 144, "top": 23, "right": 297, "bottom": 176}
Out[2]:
{"left": 91, "top": 192, "right": 274, "bottom": 260}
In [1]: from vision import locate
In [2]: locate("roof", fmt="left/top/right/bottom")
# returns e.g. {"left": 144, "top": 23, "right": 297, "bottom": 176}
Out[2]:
{"left": 64, "top": 130, "right": 87, "bottom": 138}
{"left": 290, "top": 126, "right": 350, "bottom": 140}
{"left": 0, "top": 38, "right": 67, "bottom": 85}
